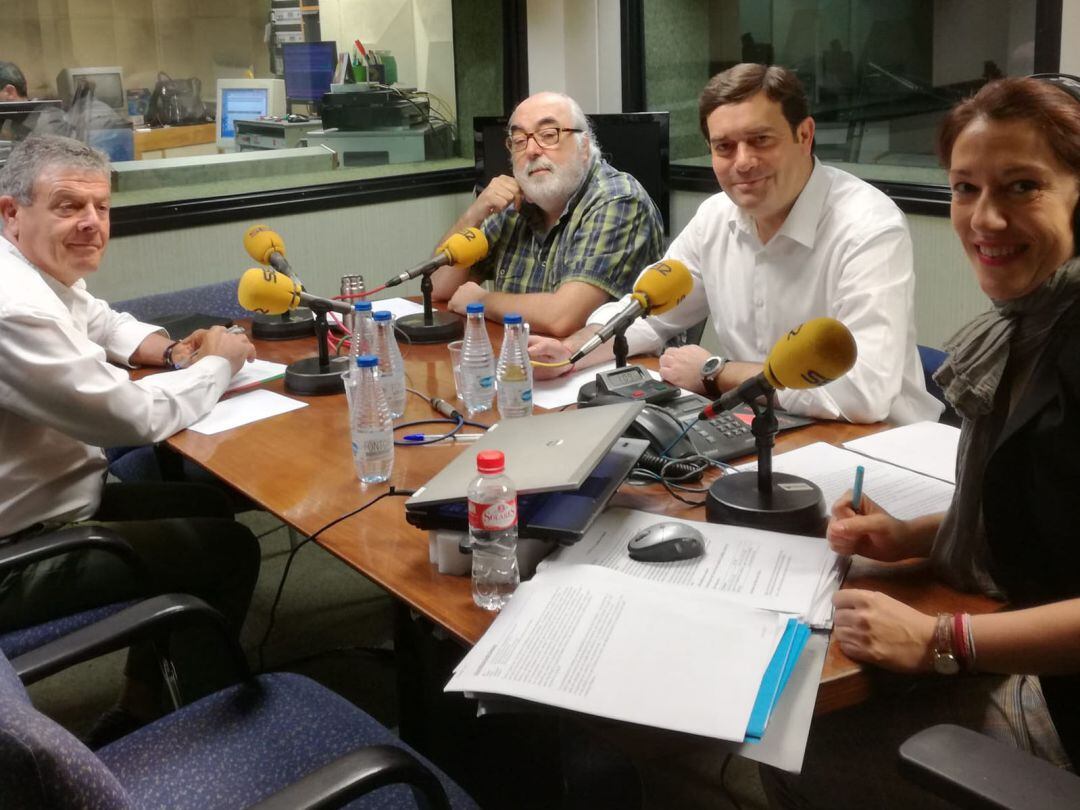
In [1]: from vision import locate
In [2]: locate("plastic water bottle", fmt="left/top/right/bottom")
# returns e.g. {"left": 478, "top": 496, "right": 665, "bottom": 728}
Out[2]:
{"left": 459, "top": 302, "right": 496, "bottom": 415}
{"left": 468, "top": 450, "right": 519, "bottom": 610}
{"left": 496, "top": 313, "right": 533, "bottom": 418}
{"left": 371, "top": 310, "right": 406, "bottom": 419}
{"left": 349, "top": 300, "right": 374, "bottom": 362}
{"left": 350, "top": 355, "right": 394, "bottom": 484}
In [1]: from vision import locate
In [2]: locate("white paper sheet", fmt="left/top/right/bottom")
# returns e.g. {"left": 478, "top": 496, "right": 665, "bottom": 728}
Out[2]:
{"left": 540, "top": 507, "right": 840, "bottom": 621}
{"left": 446, "top": 565, "right": 786, "bottom": 742}
{"left": 370, "top": 297, "right": 426, "bottom": 320}
{"left": 187, "top": 389, "right": 308, "bottom": 435}
{"left": 738, "top": 442, "right": 955, "bottom": 520}
{"left": 225, "top": 359, "right": 287, "bottom": 394}
{"left": 843, "top": 421, "right": 960, "bottom": 484}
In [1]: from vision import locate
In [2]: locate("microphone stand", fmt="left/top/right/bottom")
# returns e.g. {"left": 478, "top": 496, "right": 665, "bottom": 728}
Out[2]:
{"left": 578, "top": 322, "right": 632, "bottom": 404}
{"left": 395, "top": 271, "right": 464, "bottom": 344}
{"left": 252, "top": 308, "right": 316, "bottom": 341}
{"left": 283, "top": 302, "right": 351, "bottom": 395}
{"left": 705, "top": 391, "right": 827, "bottom": 536}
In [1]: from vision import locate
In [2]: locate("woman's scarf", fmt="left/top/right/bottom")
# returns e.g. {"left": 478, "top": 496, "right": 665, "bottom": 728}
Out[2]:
{"left": 930, "top": 259, "right": 1080, "bottom": 594}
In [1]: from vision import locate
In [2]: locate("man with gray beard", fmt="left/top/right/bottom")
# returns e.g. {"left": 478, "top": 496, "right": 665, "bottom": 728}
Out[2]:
{"left": 431, "top": 92, "right": 663, "bottom": 337}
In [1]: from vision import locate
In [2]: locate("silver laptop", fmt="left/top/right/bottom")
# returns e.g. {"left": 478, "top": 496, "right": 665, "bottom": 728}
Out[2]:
{"left": 406, "top": 401, "right": 645, "bottom": 508}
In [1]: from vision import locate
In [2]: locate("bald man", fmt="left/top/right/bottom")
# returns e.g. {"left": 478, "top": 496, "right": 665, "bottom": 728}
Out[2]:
{"left": 432, "top": 92, "right": 663, "bottom": 337}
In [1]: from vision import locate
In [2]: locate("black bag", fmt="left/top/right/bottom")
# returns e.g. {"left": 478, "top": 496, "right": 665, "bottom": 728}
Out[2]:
{"left": 145, "top": 72, "right": 209, "bottom": 127}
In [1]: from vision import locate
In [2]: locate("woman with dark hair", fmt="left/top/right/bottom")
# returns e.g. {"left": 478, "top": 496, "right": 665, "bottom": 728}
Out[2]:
{"left": 764, "top": 75, "right": 1080, "bottom": 808}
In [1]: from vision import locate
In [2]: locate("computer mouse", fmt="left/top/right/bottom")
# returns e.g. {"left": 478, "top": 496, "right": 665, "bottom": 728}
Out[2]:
{"left": 627, "top": 522, "right": 705, "bottom": 562}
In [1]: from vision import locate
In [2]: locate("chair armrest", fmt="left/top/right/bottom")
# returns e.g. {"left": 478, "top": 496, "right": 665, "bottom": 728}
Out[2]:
{"left": 12, "top": 593, "right": 249, "bottom": 685}
{"left": 0, "top": 525, "right": 144, "bottom": 576}
{"left": 246, "top": 744, "right": 451, "bottom": 810}
{"left": 899, "top": 724, "right": 1080, "bottom": 810}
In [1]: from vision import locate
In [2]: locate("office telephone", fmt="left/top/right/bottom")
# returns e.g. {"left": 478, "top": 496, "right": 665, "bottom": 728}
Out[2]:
{"left": 622, "top": 393, "right": 815, "bottom": 462}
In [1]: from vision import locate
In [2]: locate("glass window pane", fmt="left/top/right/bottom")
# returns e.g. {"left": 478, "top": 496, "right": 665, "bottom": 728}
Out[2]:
{"left": 0, "top": 0, "right": 504, "bottom": 208}
{"left": 644, "top": 0, "right": 1038, "bottom": 185}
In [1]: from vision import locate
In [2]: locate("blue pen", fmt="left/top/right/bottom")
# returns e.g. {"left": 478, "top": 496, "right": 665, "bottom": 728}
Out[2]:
{"left": 852, "top": 465, "right": 865, "bottom": 512}
{"left": 402, "top": 433, "right": 484, "bottom": 443}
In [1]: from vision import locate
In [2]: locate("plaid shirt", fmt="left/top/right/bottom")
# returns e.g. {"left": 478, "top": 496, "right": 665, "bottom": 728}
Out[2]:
{"left": 473, "top": 158, "right": 664, "bottom": 298}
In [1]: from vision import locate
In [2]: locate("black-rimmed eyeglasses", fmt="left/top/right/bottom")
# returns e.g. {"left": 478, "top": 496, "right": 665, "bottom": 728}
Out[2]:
{"left": 505, "top": 127, "right": 583, "bottom": 154}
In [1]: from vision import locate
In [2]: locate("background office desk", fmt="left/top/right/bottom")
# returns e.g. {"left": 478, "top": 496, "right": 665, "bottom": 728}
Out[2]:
{"left": 165, "top": 323, "right": 998, "bottom": 716}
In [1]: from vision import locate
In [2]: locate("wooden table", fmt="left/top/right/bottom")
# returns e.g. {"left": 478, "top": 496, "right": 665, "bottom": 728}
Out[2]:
{"left": 166, "top": 324, "right": 998, "bottom": 716}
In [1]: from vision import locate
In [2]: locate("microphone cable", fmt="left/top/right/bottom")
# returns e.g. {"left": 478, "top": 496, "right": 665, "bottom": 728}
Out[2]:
{"left": 256, "top": 486, "right": 415, "bottom": 674}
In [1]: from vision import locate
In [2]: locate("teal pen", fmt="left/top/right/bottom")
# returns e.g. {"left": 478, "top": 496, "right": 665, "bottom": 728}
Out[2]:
{"left": 852, "top": 465, "right": 865, "bottom": 512}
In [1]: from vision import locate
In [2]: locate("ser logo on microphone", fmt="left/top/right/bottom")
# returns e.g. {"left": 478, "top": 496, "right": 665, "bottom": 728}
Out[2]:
{"left": 800, "top": 369, "right": 834, "bottom": 386}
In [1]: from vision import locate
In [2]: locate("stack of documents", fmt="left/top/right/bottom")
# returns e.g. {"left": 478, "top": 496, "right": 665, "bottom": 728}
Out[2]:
{"left": 445, "top": 507, "right": 842, "bottom": 759}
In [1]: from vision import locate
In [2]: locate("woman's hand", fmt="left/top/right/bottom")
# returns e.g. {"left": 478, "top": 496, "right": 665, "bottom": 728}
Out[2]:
{"left": 827, "top": 492, "right": 928, "bottom": 561}
{"left": 833, "top": 589, "right": 936, "bottom": 673}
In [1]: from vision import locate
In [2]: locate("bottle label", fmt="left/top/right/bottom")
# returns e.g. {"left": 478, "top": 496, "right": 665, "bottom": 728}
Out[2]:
{"left": 469, "top": 497, "right": 517, "bottom": 531}
{"left": 358, "top": 431, "right": 393, "bottom": 457}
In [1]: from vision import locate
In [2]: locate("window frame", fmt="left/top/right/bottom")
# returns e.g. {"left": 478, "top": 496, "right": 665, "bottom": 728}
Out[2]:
{"left": 620, "top": 0, "right": 1064, "bottom": 217}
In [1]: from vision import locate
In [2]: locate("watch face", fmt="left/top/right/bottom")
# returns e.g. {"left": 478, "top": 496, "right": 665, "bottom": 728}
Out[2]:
{"left": 701, "top": 357, "right": 721, "bottom": 377}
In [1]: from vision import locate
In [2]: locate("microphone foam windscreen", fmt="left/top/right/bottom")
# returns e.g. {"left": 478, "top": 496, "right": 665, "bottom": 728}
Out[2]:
{"left": 441, "top": 227, "right": 489, "bottom": 267}
{"left": 764, "top": 317, "right": 857, "bottom": 390}
{"left": 632, "top": 260, "right": 693, "bottom": 315}
{"left": 238, "top": 267, "right": 300, "bottom": 315}
{"left": 243, "top": 225, "right": 286, "bottom": 266}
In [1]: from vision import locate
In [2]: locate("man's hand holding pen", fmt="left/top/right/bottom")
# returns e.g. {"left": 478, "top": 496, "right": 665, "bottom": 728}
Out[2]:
{"left": 173, "top": 325, "right": 255, "bottom": 374}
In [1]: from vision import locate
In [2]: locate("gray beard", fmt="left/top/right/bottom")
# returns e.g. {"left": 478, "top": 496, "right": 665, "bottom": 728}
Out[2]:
{"left": 515, "top": 154, "right": 588, "bottom": 213}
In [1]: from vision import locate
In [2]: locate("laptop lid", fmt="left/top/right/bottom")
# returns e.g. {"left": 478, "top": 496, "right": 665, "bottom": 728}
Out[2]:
{"left": 406, "top": 401, "right": 644, "bottom": 508}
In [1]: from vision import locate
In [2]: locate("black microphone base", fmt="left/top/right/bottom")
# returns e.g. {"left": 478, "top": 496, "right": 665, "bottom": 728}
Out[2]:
{"left": 706, "top": 472, "right": 826, "bottom": 537}
{"left": 395, "top": 310, "right": 463, "bottom": 344}
{"left": 284, "top": 355, "right": 352, "bottom": 395}
{"left": 252, "top": 309, "right": 316, "bottom": 341}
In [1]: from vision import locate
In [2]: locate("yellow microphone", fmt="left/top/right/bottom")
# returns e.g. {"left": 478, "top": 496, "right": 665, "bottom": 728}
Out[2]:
{"left": 384, "top": 227, "right": 490, "bottom": 288}
{"left": 570, "top": 259, "right": 693, "bottom": 363}
{"left": 238, "top": 268, "right": 351, "bottom": 316}
{"left": 243, "top": 225, "right": 292, "bottom": 274}
{"left": 701, "top": 317, "right": 857, "bottom": 418}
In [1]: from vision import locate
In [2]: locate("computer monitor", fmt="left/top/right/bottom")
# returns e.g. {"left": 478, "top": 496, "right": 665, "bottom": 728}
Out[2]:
{"left": 473, "top": 112, "right": 671, "bottom": 232}
{"left": 215, "top": 78, "right": 286, "bottom": 150}
{"left": 282, "top": 42, "right": 338, "bottom": 107}
{"left": 56, "top": 67, "right": 126, "bottom": 114}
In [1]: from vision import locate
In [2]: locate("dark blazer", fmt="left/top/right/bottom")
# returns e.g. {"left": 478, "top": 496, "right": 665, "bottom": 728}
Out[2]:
{"left": 982, "top": 295, "right": 1080, "bottom": 765}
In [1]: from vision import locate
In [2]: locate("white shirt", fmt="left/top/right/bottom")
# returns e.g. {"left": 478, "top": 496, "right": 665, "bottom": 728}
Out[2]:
{"left": 0, "top": 238, "right": 232, "bottom": 535}
{"left": 588, "top": 161, "right": 942, "bottom": 424}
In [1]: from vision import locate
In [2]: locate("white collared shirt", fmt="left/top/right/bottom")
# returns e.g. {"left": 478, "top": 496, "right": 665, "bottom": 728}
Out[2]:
{"left": 0, "top": 238, "right": 232, "bottom": 535}
{"left": 588, "top": 161, "right": 942, "bottom": 424}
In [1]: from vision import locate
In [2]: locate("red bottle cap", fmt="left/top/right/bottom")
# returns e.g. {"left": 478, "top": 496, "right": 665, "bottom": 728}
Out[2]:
{"left": 476, "top": 450, "right": 505, "bottom": 474}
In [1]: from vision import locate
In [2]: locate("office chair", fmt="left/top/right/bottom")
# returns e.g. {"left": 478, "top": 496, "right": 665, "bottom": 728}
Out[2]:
{"left": 0, "top": 525, "right": 143, "bottom": 659}
{"left": 917, "top": 344, "right": 961, "bottom": 426}
{"left": 1, "top": 593, "right": 478, "bottom": 810}
{"left": 899, "top": 724, "right": 1080, "bottom": 809}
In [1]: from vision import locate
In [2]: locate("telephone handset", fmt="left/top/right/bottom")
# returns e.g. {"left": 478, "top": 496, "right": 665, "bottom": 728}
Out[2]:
{"left": 625, "top": 405, "right": 699, "bottom": 458}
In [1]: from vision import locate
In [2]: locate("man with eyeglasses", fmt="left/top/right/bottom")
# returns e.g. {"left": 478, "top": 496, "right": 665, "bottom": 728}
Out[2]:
{"left": 431, "top": 92, "right": 664, "bottom": 337}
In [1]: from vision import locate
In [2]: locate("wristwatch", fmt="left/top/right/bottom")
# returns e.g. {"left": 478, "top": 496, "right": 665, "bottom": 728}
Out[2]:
{"left": 932, "top": 612, "right": 960, "bottom": 675}
{"left": 700, "top": 355, "right": 728, "bottom": 399}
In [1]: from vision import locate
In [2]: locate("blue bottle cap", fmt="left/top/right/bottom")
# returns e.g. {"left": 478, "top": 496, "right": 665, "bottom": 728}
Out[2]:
{"left": 356, "top": 355, "right": 378, "bottom": 368}
{"left": 373, "top": 310, "right": 392, "bottom": 321}
{"left": 354, "top": 301, "right": 372, "bottom": 312}
{"left": 503, "top": 313, "right": 523, "bottom": 324}
{"left": 466, "top": 302, "right": 485, "bottom": 314}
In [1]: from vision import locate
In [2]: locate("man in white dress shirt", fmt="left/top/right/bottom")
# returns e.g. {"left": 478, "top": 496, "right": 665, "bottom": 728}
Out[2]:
{"left": 530, "top": 64, "right": 942, "bottom": 425}
{"left": 0, "top": 135, "right": 260, "bottom": 741}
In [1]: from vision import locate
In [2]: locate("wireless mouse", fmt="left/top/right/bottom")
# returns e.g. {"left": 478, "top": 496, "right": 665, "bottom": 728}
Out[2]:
{"left": 627, "top": 521, "right": 706, "bottom": 562}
